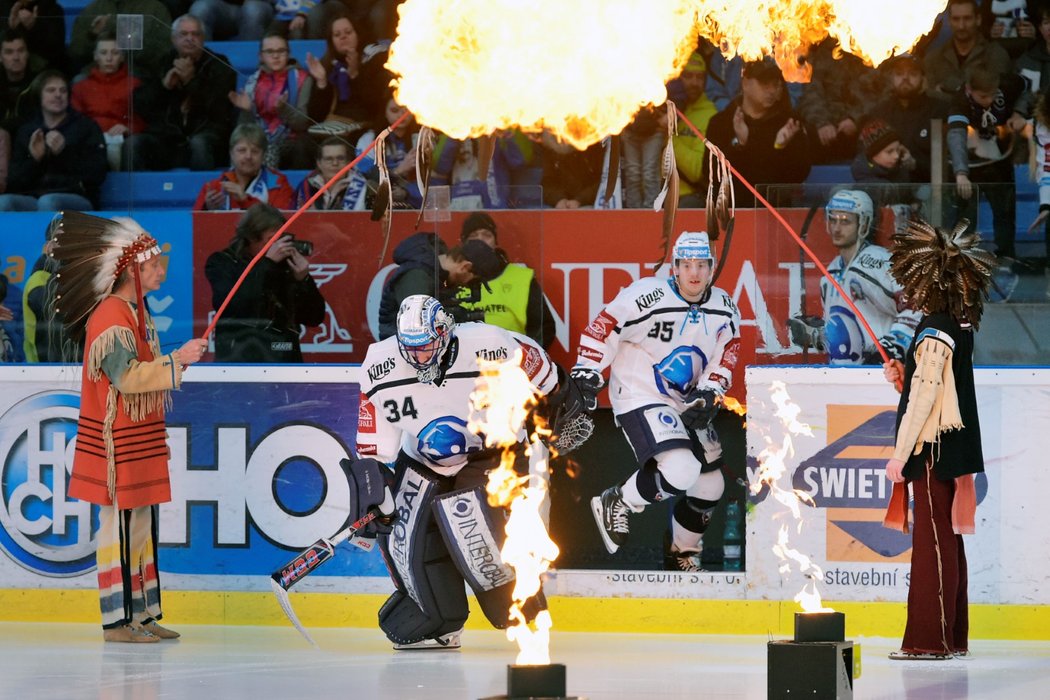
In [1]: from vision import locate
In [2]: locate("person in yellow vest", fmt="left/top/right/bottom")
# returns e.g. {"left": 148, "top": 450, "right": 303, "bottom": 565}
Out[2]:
{"left": 22, "top": 217, "right": 75, "bottom": 362}
{"left": 455, "top": 211, "right": 555, "bottom": 349}
{"left": 51, "top": 211, "right": 207, "bottom": 643}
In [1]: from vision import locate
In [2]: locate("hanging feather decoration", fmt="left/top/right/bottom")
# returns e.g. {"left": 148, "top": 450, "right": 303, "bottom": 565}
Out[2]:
{"left": 651, "top": 100, "right": 679, "bottom": 272}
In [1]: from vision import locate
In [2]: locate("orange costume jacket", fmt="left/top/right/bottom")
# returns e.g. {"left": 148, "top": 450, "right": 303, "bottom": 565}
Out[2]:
{"left": 68, "top": 296, "right": 183, "bottom": 508}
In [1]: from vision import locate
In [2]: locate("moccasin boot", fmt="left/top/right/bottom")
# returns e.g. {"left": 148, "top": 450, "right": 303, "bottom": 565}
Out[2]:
{"left": 142, "top": 622, "right": 180, "bottom": 639}
{"left": 103, "top": 625, "right": 159, "bottom": 643}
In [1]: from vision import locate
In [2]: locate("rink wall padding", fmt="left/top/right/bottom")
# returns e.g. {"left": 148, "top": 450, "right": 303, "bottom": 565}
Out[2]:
{"left": 1, "top": 365, "right": 1049, "bottom": 638}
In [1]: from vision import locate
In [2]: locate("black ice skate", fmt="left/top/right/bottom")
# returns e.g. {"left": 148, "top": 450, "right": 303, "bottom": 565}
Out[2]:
{"left": 664, "top": 547, "right": 704, "bottom": 573}
{"left": 591, "top": 486, "right": 630, "bottom": 553}
{"left": 393, "top": 628, "right": 462, "bottom": 651}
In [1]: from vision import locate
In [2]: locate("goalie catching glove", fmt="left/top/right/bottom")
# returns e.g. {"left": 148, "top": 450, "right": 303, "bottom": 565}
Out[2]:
{"left": 535, "top": 366, "right": 595, "bottom": 454}
{"left": 568, "top": 367, "right": 604, "bottom": 412}
{"left": 344, "top": 458, "right": 396, "bottom": 538}
{"left": 681, "top": 384, "right": 723, "bottom": 431}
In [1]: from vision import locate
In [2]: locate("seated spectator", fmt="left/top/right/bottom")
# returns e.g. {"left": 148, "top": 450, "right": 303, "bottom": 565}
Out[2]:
{"left": 187, "top": 0, "right": 273, "bottom": 41}
{"left": 0, "top": 70, "right": 107, "bottom": 211}
{"left": 69, "top": 0, "right": 173, "bottom": 78}
{"left": 294, "top": 135, "right": 368, "bottom": 209}
{"left": 0, "top": 0, "right": 67, "bottom": 72}
{"left": 797, "top": 37, "right": 885, "bottom": 164}
{"left": 539, "top": 131, "right": 604, "bottom": 209}
{"left": 71, "top": 33, "right": 147, "bottom": 171}
{"left": 431, "top": 132, "right": 529, "bottom": 210}
{"left": 925, "top": 0, "right": 1011, "bottom": 101}
{"left": 673, "top": 51, "right": 716, "bottom": 208}
{"left": 195, "top": 123, "right": 295, "bottom": 210}
{"left": 1, "top": 28, "right": 44, "bottom": 193}
{"left": 355, "top": 95, "right": 421, "bottom": 209}
{"left": 205, "top": 203, "right": 326, "bottom": 362}
{"left": 851, "top": 119, "right": 917, "bottom": 187}
{"left": 305, "top": 0, "right": 398, "bottom": 43}
{"left": 702, "top": 57, "right": 811, "bottom": 208}
{"left": 127, "top": 14, "right": 236, "bottom": 171}
{"left": 865, "top": 53, "right": 949, "bottom": 185}
{"left": 273, "top": 0, "right": 316, "bottom": 39}
{"left": 305, "top": 12, "right": 389, "bottom": 140}
{"left": 228, "top": 31, "right": 314, "bottom": 170}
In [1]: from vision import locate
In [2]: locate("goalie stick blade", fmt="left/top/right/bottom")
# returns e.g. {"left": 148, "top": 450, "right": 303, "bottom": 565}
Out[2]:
{"left": 270, "top": 577, "right": 318, "bottom": 647}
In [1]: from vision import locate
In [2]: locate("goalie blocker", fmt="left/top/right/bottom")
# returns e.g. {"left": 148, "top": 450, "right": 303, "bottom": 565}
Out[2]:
{"left": 377, "top": 453, "right": 546, "bottom": 647}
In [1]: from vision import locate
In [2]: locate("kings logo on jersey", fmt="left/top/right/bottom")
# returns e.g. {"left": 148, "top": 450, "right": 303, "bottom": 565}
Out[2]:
{"left": 653, "top": 345, "right": 708, "bottom": 397}
{"left": 791, "top": 405, "right": 987, "bottom": 563}
{"left": 0, "top": 391, "right": 99, "bottom": 577}
{"left": 417, "top": 417, "right": 483, "bottom": 466}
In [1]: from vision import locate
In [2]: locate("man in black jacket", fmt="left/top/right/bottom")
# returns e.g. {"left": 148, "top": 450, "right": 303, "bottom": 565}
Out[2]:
{"left": 0, "top": 69, "right": 106, "bottom": 210}
{"left": 205, "top": 203, "right": 326, "bottom": 362}
{"left": 125, "top": 14, "right": 236, "bottom": 171}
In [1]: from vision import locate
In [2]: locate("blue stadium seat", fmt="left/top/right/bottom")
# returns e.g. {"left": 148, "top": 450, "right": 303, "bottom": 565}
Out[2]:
{"left": 98, "top": 170, "right": 310, "bottom": 209}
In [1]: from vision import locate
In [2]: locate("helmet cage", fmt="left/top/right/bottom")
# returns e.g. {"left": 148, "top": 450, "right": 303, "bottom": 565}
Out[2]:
{"left": 396, "top": 295, "right": 454, "bottom": 383}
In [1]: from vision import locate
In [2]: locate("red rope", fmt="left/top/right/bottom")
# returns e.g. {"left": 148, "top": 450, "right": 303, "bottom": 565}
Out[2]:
{"left": 673, "top": 106, "right": 893, "bottom": 368}
{"left": 202, "top": 111, "right": 410, "bottom": 340}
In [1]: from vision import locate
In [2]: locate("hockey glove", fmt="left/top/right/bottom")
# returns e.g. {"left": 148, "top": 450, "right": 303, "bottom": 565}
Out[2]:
{"left": 681, "top": 387, "right": 722, "bottom": 431}
{"left": 787, "top": 315, "right": 826, "bottom": 351}
{"left": 569, "top": 367, "right": 604, "bottom": 412}
{"left": 343, "top": 458, "right": 396, "bottom": 538}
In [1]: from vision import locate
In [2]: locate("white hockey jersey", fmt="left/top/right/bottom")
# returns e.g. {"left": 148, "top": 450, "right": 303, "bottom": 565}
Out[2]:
{"left": 820, "top": 243, "right": 920, "bottom": 365}
{"left": 574, "top": 276, "right": 741, "bottom": 416}
{"left": 356, "top": 323, "right": 559, "bottom": 477}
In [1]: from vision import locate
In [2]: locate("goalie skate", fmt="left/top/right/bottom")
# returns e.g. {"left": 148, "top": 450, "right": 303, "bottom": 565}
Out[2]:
{"left": 393, "top": 628, "right": 462, "bottom": 651}
{"left": 591, "top": 486, "right": 630, "bottom": 554}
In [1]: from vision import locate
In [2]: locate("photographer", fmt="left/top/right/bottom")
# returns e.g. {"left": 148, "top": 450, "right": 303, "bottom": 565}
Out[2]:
{"left": 376, "top": 231, "right": 503, "bottom": 340}
{"left": 205, "top": 203, "right": 325, "bottom": 362}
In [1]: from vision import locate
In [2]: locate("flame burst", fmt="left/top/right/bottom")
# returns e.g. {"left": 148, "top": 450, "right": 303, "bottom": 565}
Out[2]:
{"left": 469, "top": 352, "right": 559, "bottom": 665}
{"left": 389, "top": 0, "right": 942, "bottom": 148}
{"left": 751, "top": 381, "right": 831, "bottom": 613}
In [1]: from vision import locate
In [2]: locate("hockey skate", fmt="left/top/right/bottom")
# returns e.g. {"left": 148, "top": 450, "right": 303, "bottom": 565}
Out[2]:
{"left": 393, "top": 628, "right": 462, "bottom": 651}
{"left": 665, "top": 547, "right": 704, "bottom": 573}
{"left": 591, "top": 486, "right": 630, "bottom": 553}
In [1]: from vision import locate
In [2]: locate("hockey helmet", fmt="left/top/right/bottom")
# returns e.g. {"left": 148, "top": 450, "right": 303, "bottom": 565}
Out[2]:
{"left": 826, "top": 189, "right": 874, "bottom": 239}
{"left": 396, "top": 295, "right": 456, "bottom": 383}
{"left": 672, "top": 231, "right": 716, "bottom": 266}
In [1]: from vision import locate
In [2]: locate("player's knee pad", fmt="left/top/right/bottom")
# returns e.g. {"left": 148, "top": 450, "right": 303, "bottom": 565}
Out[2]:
{"left": 654, "top": 448, "right": 703, "bottom": 493}
{"left": 686, "top": 468, "right": 725, "bottom": 502}
{"left": 377, "top": 463, "right": 468, "bottom": 644}
{"left": 673, "top": 496, "right": 720, "bottom": 536}
{"left": 433, "top": 487, "right": 546, "bottom": 629}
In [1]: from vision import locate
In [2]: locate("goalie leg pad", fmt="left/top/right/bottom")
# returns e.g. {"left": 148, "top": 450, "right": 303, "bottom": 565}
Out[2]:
{"left": 434, "top": 486, "right": 534, "bottom": 629}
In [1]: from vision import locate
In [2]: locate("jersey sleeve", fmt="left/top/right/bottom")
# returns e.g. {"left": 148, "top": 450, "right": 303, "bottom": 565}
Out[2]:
{"left": 572, "top": 285, "right": 639, "bottom": 376}
{"left": 704, "top": 291, "right": 742, "bottom": 393}
{"left": 509, "top": 330, "right": 560, "bottom": 397}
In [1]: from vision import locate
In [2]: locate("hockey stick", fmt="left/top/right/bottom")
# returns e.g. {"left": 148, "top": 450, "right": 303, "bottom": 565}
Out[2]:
{"left": 269, "top": 510, "right": 379, "bottom": 646}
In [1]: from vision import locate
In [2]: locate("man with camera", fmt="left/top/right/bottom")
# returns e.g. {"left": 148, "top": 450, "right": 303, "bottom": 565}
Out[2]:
{"left": 376, "top": 231, "right": 504, "bottom": 340}
{"left": 205, "top": 202, "right": 326, "bottom": 362}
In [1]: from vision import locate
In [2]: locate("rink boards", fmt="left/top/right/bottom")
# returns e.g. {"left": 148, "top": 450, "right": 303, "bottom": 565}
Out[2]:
{"left": 0, "top": 365, "right": 1048, "bottom": 639}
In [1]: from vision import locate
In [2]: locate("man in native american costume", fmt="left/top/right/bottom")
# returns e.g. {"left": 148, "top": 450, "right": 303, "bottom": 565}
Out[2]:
{"left": 881, "top": 217, "right": 995, "bottom": 661}
{"left": 51, "top": 212, "right": 207, "bottom": 643}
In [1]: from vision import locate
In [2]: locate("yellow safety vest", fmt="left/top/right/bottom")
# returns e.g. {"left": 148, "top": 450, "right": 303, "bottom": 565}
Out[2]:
{"left": 457, "top": 263, "right": 533, "bottom": 335}
{"left": 21, "top": 269, "right": 50, "bottom": 363}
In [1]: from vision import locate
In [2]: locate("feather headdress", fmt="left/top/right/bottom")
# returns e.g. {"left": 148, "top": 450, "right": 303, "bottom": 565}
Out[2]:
{"left": 889, "top": 218, "right": 996, "bottom": 329}
{"left": 51, "top": 211, "right": 161, "bottom": 343}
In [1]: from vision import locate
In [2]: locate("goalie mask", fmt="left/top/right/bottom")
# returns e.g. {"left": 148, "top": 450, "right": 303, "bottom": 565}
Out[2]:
{"left": 826, "top": 189, "right": 873, "bottom": 241}
{"left": 671, "top": 231, "right": 716, "bottom": 300}
{"left": 396, "top": 295, "right": 456, "bottom": 384}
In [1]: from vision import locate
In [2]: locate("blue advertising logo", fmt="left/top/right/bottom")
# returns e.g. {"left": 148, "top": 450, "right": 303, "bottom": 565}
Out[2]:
{"left": 417, "top": 416, "right": 482, "bottom": 466}
{"left": 0, "top": 391, "right": 99, "bottom": 577}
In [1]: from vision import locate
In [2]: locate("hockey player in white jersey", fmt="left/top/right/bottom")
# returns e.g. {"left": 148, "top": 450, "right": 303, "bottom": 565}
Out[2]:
{"left": 788, "top": 189, "right": 920, "bottom": 364}
{"left": 573, "top": 231, "right": 741, "bottom": 572}
{"left": 350, "top": 294, "right": 586, "bottom": 650}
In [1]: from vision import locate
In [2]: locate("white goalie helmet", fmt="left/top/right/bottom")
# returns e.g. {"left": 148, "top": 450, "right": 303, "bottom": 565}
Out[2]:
{"left": 396, "top": 294, "right": 456, "bottom": 383}
{"left": 826, "top": 189, "right": 874, "bottom": 239}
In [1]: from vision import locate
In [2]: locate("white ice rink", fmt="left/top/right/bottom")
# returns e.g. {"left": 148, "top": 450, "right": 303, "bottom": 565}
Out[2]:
{"left": 1, "top": 623, "right": 1048, "bottom": 699}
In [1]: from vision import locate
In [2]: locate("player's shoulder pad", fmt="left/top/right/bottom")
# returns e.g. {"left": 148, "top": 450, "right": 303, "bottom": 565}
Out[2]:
{"left": 855, "top": 244, "right": 892, "bottom": 271}
{"left": 361, "top": 337, "right": 405, "bottom": 387}
{"left": 706, "top": 286, "right": 739, "bottom": 315}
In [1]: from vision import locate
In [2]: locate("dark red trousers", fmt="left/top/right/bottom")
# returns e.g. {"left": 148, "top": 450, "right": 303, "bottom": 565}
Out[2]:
{"left": 903, "top": 463, "right": 969, "bottom": 654}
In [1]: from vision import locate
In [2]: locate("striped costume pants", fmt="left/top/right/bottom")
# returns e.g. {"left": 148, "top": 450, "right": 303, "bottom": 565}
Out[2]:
{"left": 96, "top": 505, "right": 163, "bottom": 629}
